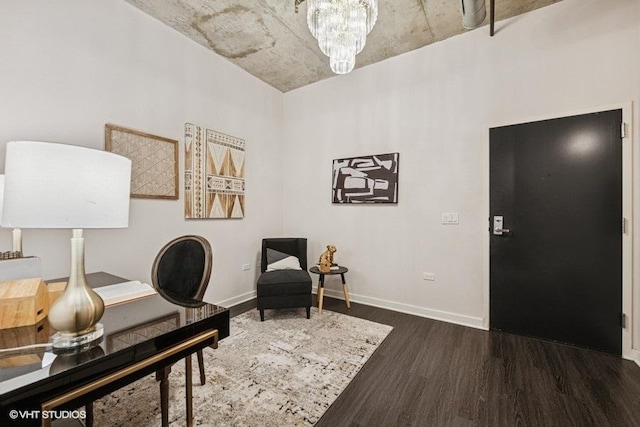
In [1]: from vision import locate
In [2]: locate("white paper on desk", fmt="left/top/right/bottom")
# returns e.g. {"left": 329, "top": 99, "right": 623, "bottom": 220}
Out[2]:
{"left": 94, "top": 281, "right": 156, "bottom": 306}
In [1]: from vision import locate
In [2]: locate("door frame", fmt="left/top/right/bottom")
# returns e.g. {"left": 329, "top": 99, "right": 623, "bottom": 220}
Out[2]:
{"left": 481, "top": 102, "right": 634, "bottom": 360}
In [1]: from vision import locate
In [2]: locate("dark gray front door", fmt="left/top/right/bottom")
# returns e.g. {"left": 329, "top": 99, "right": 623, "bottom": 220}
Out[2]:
{"left": 489, "top": 109, "right": 623, "bottom": 355}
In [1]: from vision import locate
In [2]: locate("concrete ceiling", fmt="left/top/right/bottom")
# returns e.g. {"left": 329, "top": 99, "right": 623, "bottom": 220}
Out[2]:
{"left": 125, "top": 0, "right": 561, "bottom": 92}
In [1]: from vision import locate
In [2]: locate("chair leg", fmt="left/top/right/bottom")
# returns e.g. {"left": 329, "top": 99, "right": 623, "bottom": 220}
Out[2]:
{"left": 85, "top": 402, "right": 94, "bottom": 427}
{"left": 156, "top": 366, "right": 171, "bottom": 427}
{"left": 306, "top": 306, "right": 311, "bottom": 319}
{"left": 197, "top": 349, "right": 205, "bottom": 385}
{"left": 185, "top": 355, "right": 193, "bottom": 427}
{"left": 260, "top": 309, "right": 265, "bottom": 321}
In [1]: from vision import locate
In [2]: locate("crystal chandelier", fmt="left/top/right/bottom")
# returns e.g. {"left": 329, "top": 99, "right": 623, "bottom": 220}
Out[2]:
{"left": 296, "top": 0, "right": 378, "bottom": 75}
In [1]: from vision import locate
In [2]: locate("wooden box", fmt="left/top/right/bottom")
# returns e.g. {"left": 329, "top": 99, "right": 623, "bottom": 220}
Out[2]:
{"left": 0, "top": 278, "right": 48, "bottom": 329}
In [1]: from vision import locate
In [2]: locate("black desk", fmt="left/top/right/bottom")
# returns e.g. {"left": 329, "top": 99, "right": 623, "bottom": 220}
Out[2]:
{"left": 0, "top": 273, "right": 230, "bottom": 427}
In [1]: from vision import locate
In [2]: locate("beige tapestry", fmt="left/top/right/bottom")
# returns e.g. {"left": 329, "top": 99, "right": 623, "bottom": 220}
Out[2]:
{"left": 105, "top": 124, "right": 179, "bottom": 200}
{"left": 185, "top": 123, "right": 245, "bottom": 219}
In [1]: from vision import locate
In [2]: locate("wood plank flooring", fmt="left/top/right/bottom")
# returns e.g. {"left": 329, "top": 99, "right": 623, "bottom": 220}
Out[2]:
{"left": 298, "top": 297, "right": 640, "bottom": 427}
{"left": 59, "top": 297, "right": 640, "bottom": 426}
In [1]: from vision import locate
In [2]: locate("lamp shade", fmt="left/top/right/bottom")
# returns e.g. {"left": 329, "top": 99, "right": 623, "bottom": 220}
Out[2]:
{"left": 2, "top": 141, "right": 131, "bottom": 229}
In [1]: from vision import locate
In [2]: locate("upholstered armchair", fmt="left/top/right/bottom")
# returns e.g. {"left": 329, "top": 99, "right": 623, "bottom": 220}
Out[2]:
{"left": 256, "top": 238, "right": 312, "bottom": 321}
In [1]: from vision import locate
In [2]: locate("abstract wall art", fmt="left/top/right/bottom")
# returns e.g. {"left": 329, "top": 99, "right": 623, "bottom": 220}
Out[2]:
{"left": 185, "top": 123, "right": 245, "bottom": 219}
{"left": 332, "top": 153, "right": 399, "bottom": 204}
{"left": 105, "top": 124, "right": 178, "bottom": 200}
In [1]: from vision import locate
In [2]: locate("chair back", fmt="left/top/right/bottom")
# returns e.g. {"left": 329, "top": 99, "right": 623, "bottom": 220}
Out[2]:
{"left": 261, "top": 238, "right": 308, "bottom": 273}
{"left": 151, "top": 235, "right": 212, "bottom": 307}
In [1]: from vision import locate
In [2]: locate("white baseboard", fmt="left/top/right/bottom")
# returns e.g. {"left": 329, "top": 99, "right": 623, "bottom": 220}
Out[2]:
{"left": 314, "top": 287, "right": 486, "bottom": 330}
{"left": 214, "top": 290, "right": 256, "bottom": 308}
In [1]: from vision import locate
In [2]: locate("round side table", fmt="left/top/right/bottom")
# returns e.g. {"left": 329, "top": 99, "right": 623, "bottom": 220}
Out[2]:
{"left": 309, "top": 266, "right": 351, "bottom": 314}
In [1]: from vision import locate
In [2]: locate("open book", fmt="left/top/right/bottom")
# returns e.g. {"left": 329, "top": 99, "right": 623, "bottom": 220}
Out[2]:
{"left": 94, "top": 281, "right": 157, "bottom": 307}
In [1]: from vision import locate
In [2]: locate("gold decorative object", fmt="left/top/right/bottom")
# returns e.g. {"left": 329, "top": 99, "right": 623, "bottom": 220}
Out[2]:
{"left": 318, "top": 245, "right": 337, "bottom": 273}
{"left": 41, "top": 231, "right": 108, "bottom": 351}
{"left": 47, "top": 230, "right": 105, "bottom": 339}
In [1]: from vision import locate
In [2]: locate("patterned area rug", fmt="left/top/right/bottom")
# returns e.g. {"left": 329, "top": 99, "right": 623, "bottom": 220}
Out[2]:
{"left": 93, "top": 308, "right": 392, "bottom": 426}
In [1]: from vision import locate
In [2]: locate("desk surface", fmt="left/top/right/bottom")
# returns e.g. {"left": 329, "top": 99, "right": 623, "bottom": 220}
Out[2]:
{"left": 0, "top": 272, "right": 229, "bottom": 419}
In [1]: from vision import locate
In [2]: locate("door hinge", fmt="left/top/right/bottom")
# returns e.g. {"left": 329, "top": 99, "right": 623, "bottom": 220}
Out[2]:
{"left": 622, "top": 217, "right": 628, "bottom": 234}
{"left": 621, "top": 122, "right": 627, "bottom": 139}
{"left": 621, "top": 312, "right": 627, "bottom": 328}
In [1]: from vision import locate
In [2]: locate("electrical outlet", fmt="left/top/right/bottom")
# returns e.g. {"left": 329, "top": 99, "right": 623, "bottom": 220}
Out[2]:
{"left": 423, "top": 272, "right": 435, "bottom": 281}
{"left": 242, "top": 263, "right": 251, "bottom": 271}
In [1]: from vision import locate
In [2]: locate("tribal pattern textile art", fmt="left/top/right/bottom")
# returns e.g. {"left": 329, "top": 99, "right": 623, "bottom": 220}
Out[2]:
{"left": 332, "top": 152, "right": 399, "bottom": 203}
{"left": 185, "top": 123, "right": 245, "bottom": 219}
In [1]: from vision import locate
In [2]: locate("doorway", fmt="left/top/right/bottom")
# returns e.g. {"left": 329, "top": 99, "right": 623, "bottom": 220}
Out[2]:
{"left": 489, "top": 109, "right": 623, "bottom": 354}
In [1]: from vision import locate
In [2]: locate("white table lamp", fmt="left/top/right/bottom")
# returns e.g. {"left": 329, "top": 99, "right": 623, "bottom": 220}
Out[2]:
{"left": 2, "top": 141, "right": 131, "bottom": 349}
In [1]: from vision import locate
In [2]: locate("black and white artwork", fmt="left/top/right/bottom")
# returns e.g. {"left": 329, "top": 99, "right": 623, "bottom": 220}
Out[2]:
{"left": 332, "top": 153, "right": 399, "bottom": 204}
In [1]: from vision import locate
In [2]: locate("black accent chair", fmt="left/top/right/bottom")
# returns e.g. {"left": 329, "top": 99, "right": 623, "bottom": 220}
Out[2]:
{"left": 151, "top": 235, "right": 212, "bottom": 385}
{"left": 257, "top": 238, "right": 312, "bottom": 321}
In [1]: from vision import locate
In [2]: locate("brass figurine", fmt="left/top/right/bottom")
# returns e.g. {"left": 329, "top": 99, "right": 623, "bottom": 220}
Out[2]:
{"left": 318, "top": 245, "right": 337, "bottom": 273}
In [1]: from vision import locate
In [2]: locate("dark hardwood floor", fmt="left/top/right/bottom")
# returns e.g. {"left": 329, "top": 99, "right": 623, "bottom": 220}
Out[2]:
{"left": 239, "top": 297, "right": 640, "bottom": 427}
{"left": 58, "top": 297, "right": 640, "bottom": 426}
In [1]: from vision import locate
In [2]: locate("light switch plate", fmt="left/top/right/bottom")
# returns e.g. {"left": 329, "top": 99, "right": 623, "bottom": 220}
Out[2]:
{"left": 441, "top": 212, "right": 459, "bottom": 225}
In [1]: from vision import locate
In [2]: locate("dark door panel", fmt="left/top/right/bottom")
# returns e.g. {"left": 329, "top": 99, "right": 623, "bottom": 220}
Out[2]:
{"left": 490, "top": 109, "right": 622, "bottom": 355}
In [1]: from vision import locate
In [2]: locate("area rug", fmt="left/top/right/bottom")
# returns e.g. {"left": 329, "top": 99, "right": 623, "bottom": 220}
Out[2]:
{"left": 93, "top": 308, "right": 393, "bottom": 426}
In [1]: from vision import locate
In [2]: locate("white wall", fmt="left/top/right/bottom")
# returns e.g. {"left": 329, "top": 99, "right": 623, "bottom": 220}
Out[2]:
{"left": 283, "top": 0, "right": 640, "bottom": 344}
{"left": 1, "top": 0, "right": 639, "bottom": 359}
{"left": 0, "top": 0, "right": 284, "bottom": 305}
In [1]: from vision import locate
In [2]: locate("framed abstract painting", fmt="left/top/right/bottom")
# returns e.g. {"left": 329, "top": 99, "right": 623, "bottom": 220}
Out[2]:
{"left": 332, "top": 152, "right": 399, "bottom": 204}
